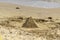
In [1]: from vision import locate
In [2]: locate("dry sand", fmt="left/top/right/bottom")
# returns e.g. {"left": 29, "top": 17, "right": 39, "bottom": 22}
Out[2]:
{"left": 0, "top": 3, "right": 60, "bottom": 18}
{"left": 0, "top": 3, "right": 60, "bottom": 40}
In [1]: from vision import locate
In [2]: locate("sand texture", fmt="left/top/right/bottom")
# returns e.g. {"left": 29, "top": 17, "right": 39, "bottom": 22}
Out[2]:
{"left": 0, "top": 3, "right": 60, "bottom": 40}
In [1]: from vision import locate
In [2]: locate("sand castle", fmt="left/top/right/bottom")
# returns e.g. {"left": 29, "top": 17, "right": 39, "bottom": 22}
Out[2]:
{"left": 22, "top": 17, "right": 38, "bottom": 28}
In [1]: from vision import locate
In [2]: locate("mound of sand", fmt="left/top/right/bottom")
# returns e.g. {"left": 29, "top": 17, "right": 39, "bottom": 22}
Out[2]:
{"left": 22, "top": 17, "right": 38, "bottom": 28}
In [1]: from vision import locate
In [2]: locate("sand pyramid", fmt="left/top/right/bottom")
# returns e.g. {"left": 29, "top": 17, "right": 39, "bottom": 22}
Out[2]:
{"left": 22, "top": 17, "right": 38, "bottom": 28}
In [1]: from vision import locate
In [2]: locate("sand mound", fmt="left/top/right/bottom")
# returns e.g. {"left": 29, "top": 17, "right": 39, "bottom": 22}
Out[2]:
{"left": 22, "top": 17, "right": 38, "bottom": 28}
